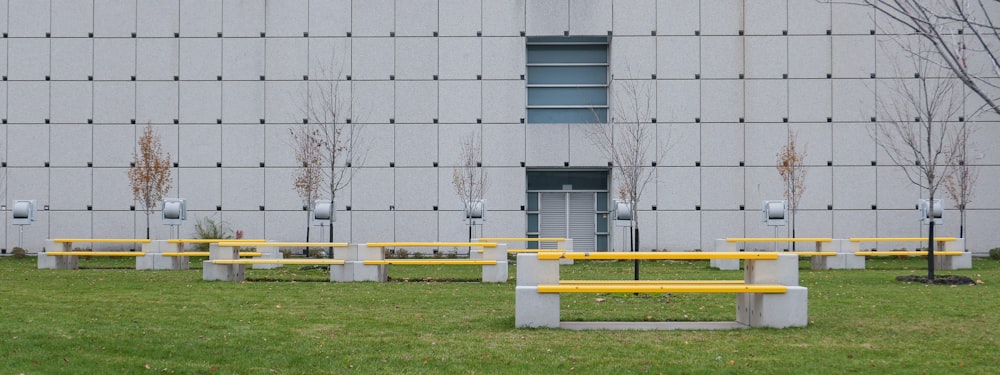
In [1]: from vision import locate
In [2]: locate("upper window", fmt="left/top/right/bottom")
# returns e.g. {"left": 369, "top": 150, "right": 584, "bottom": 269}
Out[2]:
{"left": 526, "top": 37, "right": 609, "bottom": 123}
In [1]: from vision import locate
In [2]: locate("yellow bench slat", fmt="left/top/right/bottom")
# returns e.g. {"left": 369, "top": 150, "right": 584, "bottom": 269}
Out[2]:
{"left": 850, "top": 237, "right": 957, "bottom": 242}
{"left": 537, "top": 252, "right": 781, "bottom": 261}
{"left": 560, "top": 280, "right": 745, "bottom": 285}
{"left": 45, "top": 252, "right": 145, "bottom": 257}
{"left": 364, "top": 260, "right": 498, "bottom": 265}
{"left": 783, "top": 251, "right": 838, "bottom": 256}
{"left": 52, "top": 238, "right": 152, "bottom": 244}
{"left": 538, "top": 284, "right": 787, "bottom": 294}
{"left": 216, "top": 242, "right": 349, "bottom": 248}
{"left": 507, "top": 249, "right": 570, "bottom": 253}
{"left": 727, "top": 238, "right": 832, "bottom": 243}
{"left": 167, "top": 239, "right": 266, "bottom": 244}
{"left": 367, "top": 242, "right": 497, "bottom": 248}
{"left": 161, "top": 252, "right": 261, "bottom": 257}
{"left": 855, "top": 251, "right": 965, "bottom": 256}
{"left": 211, "top": 259, "right": 346, "bottom": 265}
{"left": 477, "top": 237, "right": 565, "bottom": 242}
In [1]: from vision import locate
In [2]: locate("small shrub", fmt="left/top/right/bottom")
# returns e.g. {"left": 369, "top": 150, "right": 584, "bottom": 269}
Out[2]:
{"left": 12, "top": 247, "right": 27, "bottom": 259}
{"left": 411, "top": 251, "right": 426, "bottom": 259}
{"left": 445, "top": 249, "right": 459, "bottom": 259}
{"left": 432, "top": 250, "right": 444, "bottom": 259}
{"left": 192, "top": 217, "right": 233, "bottom": 251}
{"left": 989, "top": 248, "right": 1000, "bottom": 260}
{"left": 279, "top": 249, "right": 292, "bottom": 259}
{"left": 395, "top": 249, "right": 409, "bottom": 259}
{"left": 307, "top": 249, "right": 326, "bottom": 258}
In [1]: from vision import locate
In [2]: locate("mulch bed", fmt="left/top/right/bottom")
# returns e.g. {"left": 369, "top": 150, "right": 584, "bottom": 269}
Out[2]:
{"left": 895, "top": 274, "right": 978, "bottom": 285}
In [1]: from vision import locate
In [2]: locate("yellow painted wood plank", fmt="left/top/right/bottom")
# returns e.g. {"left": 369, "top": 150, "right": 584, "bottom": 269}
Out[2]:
{"left": 45, "top": 251, "right": 145, "bottom": 256}
{"left": 211, "top": 259, "right": 345, "bottom": 265}
{"left": 849, "top": 237, "right": 957, "bottom": 242}
{"left": 216, "top": 242, "right": 349, "bottom": 248}
{"left": 477, "top": 237, "right": 565, "bottom": 242}
{"left": 366, "top": 242, "right": 497, "bottom": 248}
{"left": 560, "top": 280, "right": 745, "bottom": 285}
{"left": 726, "top": 238, "right": 832, "bottom": 243}
{"left": 537, "top": 252, "right": 781, "bottom": 261}
{"left": 161, "top": 252, "right": 261, "bottom": 257}
{"left": 167, "top": 239, "right": 265, "bottom": 244}
{"left": 854, "top": 251, "right": 965, "bottom": 256}
{"left": 538, "top": 284, "right": 787, "bottom": 294}
{"left": 363, "top": 260, "right": 498, "bottom": 265}
{"left": 52, "top": 238, "right": 152, "bottom": 244}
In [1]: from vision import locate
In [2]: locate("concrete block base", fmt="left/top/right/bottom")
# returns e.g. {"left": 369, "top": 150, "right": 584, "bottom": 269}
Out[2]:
{"left": 738, "top": 286, "right": 809, "bottom": 328}
{"left": 482, "top": 261, "right": 508, "bottom": 282}
{"left": 515, "top": 286, "right": 560, "bottom": 328}
{"left": 202, "top": 261, "right": 246, "bottom": 281}
{"left": 136, "top": 254, "right": 187, "bottom": 270}
{"left": 935, "top": 253, "right": 972, "bottom": 270}
{"left": 137, "top": 241, "right": 188, "bottom": 270}
{"left": 38, "top": 253, "right": 78, "bottom": 270}
{"left": 253, "top": 245, "right": 283, "bottom": 270}
{"left": 711, "top": 239, "right": 739, "bottom": 270}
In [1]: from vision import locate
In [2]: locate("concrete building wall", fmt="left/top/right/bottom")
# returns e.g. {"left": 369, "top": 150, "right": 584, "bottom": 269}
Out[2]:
{"left": 0, "top": 0, "right": 997, "bottom": 254}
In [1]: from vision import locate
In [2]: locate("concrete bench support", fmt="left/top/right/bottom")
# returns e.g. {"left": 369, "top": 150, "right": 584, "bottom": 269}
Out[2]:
{"left": 202, "top": 243, "right": 246, "bottom": 281}
{"left": 516, "top": 252, "right": 808, "bottom": 330}
{"left": 934, "top": 238, "right": 971, "bottom": 270}
{"left": 809, "top": 239, "right": 865, "bottom": 270}
{"left": 331, "top": 244, "right": 387, "bottom": 282}
{"left": 38, "top": 240, "right": 77, "bottom": 270}
{"left": 137, "top": 241, "right": 189, "bottom": 270}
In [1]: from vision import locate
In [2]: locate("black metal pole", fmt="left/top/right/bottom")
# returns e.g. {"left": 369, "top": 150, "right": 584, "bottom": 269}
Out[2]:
{"left": 633, "top": 226, "right": 639, "bottom": 281}
{"left": 927, "top": 220, "right": 935, "bottom": 280}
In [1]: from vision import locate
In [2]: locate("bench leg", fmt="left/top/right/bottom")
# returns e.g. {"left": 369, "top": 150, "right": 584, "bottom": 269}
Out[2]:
{"left": 137, "top": 241, "right": 187, "bottom": 270}
{"left": 515, "top": 286, "right": 560, "bottom": 328}
{"left": 935, "top": 253, "right": 971, "bottom": 270}
{"left": 203, "top": 243, "right": 245, "bottom": 281}
{"left": 711, "top": 239, "right": 739, "bottom": 270}
{"left": 515, "top": 253, "right": 561, "bottom": 328}
{"left": 737, "top": 286, "right": 809, "bottom": 328}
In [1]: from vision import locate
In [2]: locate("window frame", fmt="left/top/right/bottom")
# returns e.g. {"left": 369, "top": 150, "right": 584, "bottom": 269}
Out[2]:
{"left": 526, "top": 36, "right": 610, "bottom": 124}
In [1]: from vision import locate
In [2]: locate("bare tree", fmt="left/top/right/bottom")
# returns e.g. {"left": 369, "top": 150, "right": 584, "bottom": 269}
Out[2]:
{"left": 843, "top": 0, "right": 1000, "bottom": 117}
{"left": 289, "top": 125, "right": 325, "bottom": 242}
{"left": 296, "top": 56, "right": 367, "bottom": 256}
{"left": 589, "top": 76, "right": 669, "bottom": 278}
{"left": 129, "top": 123, "right": 173, "bottom": 239}
{"left": 452, "top": 132, "right": 489, "bottom": 242}
{"left": 943, "top": 121, "right": 980, "bottom": 239}
{"left": 776, "top": 131, "right": 808, "bottom": 245}
{"left": 874, "top": 48, "right": 966, "bottom": 280}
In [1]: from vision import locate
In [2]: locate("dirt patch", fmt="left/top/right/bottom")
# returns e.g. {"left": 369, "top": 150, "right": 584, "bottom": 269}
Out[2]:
{"left": 895, "top": 274, "right": 978, "bottom": 285}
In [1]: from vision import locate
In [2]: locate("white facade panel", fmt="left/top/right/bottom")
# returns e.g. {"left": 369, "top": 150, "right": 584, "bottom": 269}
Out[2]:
{"left": 265, "top": 0, "right": 308, "bottom": 37}
{"left": 51, "top": 0, "right": 94, "bottom": 37}
{"left": 51, "top": 39, "right": 93, "bottom": 81}
{"left": 396, "top": 0, "right": 438, "bottom": 37}
{"left": 222, "top": 0, "right": 264, "bottom": 37}
{"left": 2, "top": 1, "right": 998, "bottom": 253}
{"left": 137, "top": 0, "right": 178, "bottom": 37}
{"left": 180, "top": 0, "right": 222, "bottom": 37}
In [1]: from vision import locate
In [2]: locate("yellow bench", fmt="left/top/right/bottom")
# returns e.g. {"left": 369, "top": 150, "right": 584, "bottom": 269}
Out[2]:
{"left": 363, "top": 259, "right": 497, "bottom": 265}
{"left": 538, "top": 283, "right": 787, "bottom": 294}
{"left": 365, "top": 242, "right": 508, "bottom": 283}
{"left": 45, "top": 251, "right": 145, "bottom": 257}
{"left": 538, "top": 251, "right": 780, "bottom": 261}
{"left": 211, "top": 259, "right": 345, "bottom": 265}
{"left": 204, "top": 241, "right": 352, "bottom": 282}
{"left": 854, "top": 251, "right": 964, "bottom": 257}
{"left": 515, "top": 252, "right": 808, "bottom": 330}
{"left": 847, "top": 237, "right": 970, "bottom": 271}
{"left": 162, "top": 252, "right": 261, "bottom": 257}
{"left": 40, "top": 239, "right": 153, "bottom": 270}
{"left": 716, "top": 238, "right": 841, "bottom": 270}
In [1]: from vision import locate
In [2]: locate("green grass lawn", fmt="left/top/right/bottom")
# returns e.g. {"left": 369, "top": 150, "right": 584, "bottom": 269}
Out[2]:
{"left": 2, "top": 256, "right": 998, "bottom": 374}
